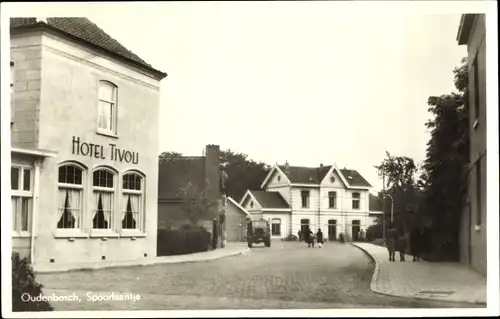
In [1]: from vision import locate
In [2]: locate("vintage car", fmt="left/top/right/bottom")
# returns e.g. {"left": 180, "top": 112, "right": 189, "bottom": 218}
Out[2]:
{"left": 246, "top": 218, "right": 271, "bottom": 248}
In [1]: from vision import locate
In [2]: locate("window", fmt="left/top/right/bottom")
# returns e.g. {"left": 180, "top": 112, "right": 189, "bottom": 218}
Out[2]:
{"left": 11, "top": 166, "right": 33, "bottom": 234}
{"left": 473, "top": 56, "right": 480, "bottom": 122}
{"left": 97, "top": 81, "right": 117, "bottom": 134}
{"left": 328, "top": 191, "right": 337, "bottom": 208}
{"left": 57, "top": 164, "right": 84, "bottom": 229}
{"left": 476, "top": 160, "right": 482, "bottom": 226}
{"left": 250, "top": 201, "right": 254, "bottom": 209}
{"left": 301, "top": 190, "right": 310, "bottom": 208}
{"left": 271, "top": 219, "right": 281, "bottom": 236}
{"left": 352, "top": 192, "right": 360, "bottom": 210}
{"left": 92, "top": 169, "right": 115, "bottom": 230}
{"left": 277, "top": 175, "right": 281, "bottom": 182}
{"left": 122, "top": 172, "right": 144, "bottom": 230}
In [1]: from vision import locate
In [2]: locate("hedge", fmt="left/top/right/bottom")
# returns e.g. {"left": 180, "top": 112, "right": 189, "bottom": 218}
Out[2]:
{"left": 157, "top": 224, "right": 211, "bottom": 256}
{"left": 12, "top": 252, "right": 53, "bottom": 312}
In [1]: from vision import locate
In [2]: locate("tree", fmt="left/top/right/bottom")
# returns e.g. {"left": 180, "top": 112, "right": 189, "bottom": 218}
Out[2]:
{"left": 159, "top": 151, "right": 183, "bottom": 162}
{"left": 374, "top": 153, "right": 423, "bottom": 233}
{"left": 420, "top": 57, "right": 469, "bottom": 260}
{"left": 178, "top": 179, "right": 218, "bottom": 225}
{"left": 219, "top": 149, "right": 270, "bottom": 201}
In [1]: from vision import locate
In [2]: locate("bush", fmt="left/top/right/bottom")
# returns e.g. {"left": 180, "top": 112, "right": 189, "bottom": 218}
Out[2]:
{"left": 157, "top": 225, "right": 211, "bottom": 256}
{"left": 366, "top": 224, "right": 384, "bottom": 242}
{"left": 281, "top": 234, "right": 298, "bottom": 241}
{"left": 12, "top": 252, "right": 53, "bottom": 312}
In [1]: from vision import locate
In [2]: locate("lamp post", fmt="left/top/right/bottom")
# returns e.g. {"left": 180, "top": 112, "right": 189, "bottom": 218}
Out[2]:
{"left": 385, "top": 194, "right": 394, "bottom": 224}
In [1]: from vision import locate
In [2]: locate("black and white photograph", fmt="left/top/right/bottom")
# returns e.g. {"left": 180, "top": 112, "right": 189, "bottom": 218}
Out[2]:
{"left": 1, "top": 1, "right": 498, "bottom": 318}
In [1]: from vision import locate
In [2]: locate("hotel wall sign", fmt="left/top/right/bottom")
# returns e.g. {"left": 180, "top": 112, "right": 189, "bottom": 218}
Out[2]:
{"left": 72, "top": 136, "right": 139, "bottom": 164}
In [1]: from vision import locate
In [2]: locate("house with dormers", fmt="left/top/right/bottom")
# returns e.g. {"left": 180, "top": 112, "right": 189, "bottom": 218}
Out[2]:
{"left": 9, "top": 17, "right": 167, "bottom": 268}
{"left": 240, "top": 162, "right": 380, "bottom": 241}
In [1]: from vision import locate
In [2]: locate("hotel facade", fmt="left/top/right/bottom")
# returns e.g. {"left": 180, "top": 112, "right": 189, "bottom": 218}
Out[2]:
{"left": 9, "top": 18, "right": 167, "bottom": 267}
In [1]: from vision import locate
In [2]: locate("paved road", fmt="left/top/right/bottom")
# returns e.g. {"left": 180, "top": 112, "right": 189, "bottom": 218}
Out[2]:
{"left": 37, "top": 241, "right": 477, "bottom": 310}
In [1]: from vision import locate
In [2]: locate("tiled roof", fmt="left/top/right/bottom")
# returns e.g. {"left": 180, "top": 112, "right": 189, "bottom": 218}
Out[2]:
{"left": 369, "top": 193, "right": 384, "bottom": 212}
{"left": 158, "top": 157, "right": 206, "bottom": 199}
{"left": 340, "top": 169, "right": 372, "bottom": 187}
{"left": 249, "top": 191, "right": 290, "bottom": 209}
{"left": 278, "top": 165, "right": 332, "bottom": 184}
{"left": 10, "top": 17, "right": 166, "bottom": 79}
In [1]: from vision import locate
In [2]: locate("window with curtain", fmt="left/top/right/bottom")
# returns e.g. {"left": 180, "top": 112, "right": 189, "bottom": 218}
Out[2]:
{"left": 97, "top": 81, "right": 117, "bottom": 134}
{"left": 92, "top": 169, "right": 115, "bottom": 230}
{"left": 57, "top": 164, "right": 84, "bottom": 229}
{"left": 11, "top": 165, "right": 33, "bottom": 234}
{"left": 122, "top": 172, "right": 144, "bottom": 230}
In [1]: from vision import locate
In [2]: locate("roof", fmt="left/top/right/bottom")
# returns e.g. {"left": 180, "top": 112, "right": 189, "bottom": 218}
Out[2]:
{"left": 227, "top": 197, "right": 249, "bottom": 216}
{"left": 278, "top": 165, "right": 332, "bottom": 184}
{"left": 249, "top": 191, "right": 290, "bottom": 209}
{"left": 276, "top": 165, "right": 372, "bottom": 187}
{"left": 369, "top": 193, "right": 384, "bottom": 212}
{"left": 158, "top": 157, "right": 206, "bottom": 200}
{"left": 10, "top": 17, "right": 167, "bottom": 79}
{"left": 456, "top": 14, "right": 478, "bottom": 45}
{"left": 339, "top": 169, "right": 372, "bottom": 188}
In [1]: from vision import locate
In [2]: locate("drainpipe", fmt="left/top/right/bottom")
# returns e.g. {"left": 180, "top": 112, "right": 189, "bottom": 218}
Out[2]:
{"left": 30, "top": 159, "right": 41, "bottom": 264}
{"left": 317, "top": 186, "right": 321, "bottom": 233}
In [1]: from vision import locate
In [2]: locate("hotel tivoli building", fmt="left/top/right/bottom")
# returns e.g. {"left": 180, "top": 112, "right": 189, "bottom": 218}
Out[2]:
{"left": 8, "top": 18, "right": 167, "bottom": 268}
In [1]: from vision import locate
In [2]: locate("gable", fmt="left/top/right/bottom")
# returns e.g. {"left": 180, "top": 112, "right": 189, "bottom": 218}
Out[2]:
{"left": 268, "top": 168, "right": 287, "bottom": 186}
{"left": 241, "top": 191, "right": 261, "bottom": 210}
{"left": 321, "top": 169, "right": 346, "bottom": 187}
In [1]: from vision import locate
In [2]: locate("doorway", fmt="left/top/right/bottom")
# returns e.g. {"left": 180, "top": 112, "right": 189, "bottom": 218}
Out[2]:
{"left": 300, "top": 219, "right": 310, "bottom": 239}
{"left": 352, "top": 220, "right": 360, "bottom": 242}
{"left": 328, "top": 219, "right": 337, "bottom": 241}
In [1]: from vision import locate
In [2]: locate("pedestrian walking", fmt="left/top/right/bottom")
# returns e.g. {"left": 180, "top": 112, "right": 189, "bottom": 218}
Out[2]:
{"left": 386, "top": 223, "right": 398, "bottom": 262}
{"left": 298, "top": 230, "right": 302, "bottom": 242}
{"left": 316, "top": 228, "right": 324, "bottom": 248}
{"left": 410, "top": 225, "right": 423, "bottom": 261}
{"left": 307, "top": 229, "right": 315, "bottom": 248}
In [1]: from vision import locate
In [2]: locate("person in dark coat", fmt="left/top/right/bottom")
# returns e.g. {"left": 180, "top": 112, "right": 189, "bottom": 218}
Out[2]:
{"left": 386, "top": 223, "right": 398, "bottom": 262}
{"left": 316, "top": 229, "right": 324, "bottom": 247}
{"left": 396, "top": 229, "right": 408, "bottom": 262}
{"left": 410, "top": 226, "right": 423, "bottom": 261}
{"left": 307, "top": 229, "right": 315, "bottom": 248}
{"left": 298, "top": 230, "right": 302, "bottom": 242}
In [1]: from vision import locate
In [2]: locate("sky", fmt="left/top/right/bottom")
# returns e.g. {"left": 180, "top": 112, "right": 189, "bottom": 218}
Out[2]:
{"left": 3, "top": 1, "right": 482, "bottom": 192}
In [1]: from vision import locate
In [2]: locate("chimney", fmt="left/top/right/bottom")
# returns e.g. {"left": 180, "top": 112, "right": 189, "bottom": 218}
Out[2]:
{"left": 204, "top": 145, "right": 221, "bottom": 218}
{"left": 283, "top": 160, "right": 291, "bottom": 177}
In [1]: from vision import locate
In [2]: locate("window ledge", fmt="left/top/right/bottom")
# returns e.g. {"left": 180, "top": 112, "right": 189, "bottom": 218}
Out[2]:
{"left": 96, "top": 129, "right": 118, "bottom": 139}
{"left": 90, "top": 231, "right": 120, "bottom": 238}
{"left": 120, "top": 230, "right": 146, "bottom": 238}
{"left": 12, "top": 232, "right": 33, "bottom": 238}
{"left": 53, "top": 230, "right": 89, "bottom": 238}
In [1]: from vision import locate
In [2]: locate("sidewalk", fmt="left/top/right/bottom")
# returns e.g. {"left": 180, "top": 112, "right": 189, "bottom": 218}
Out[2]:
{"left": 352, "top": 242, "right": 487, "bottom": 305}
{"left": 34, "top": 242, "right": 249, "bottom": 274}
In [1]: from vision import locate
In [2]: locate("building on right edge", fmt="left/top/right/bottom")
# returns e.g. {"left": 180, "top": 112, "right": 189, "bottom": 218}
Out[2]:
{"left": 457, "top": 14, "right": 487, "bottom": 277}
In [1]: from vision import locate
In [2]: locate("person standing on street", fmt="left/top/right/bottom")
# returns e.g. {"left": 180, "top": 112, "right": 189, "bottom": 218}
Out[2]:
{"left": 316, "top": 228, "right": 324, "bottom": 248}
{"left": 396, "top": 229, "right": 408, "bottom": 262}
{"left": 386, "top": 222, "right": 398, "bottom": 262}
{"left": 410, "top": 225, "right": 423, "bottom": 261}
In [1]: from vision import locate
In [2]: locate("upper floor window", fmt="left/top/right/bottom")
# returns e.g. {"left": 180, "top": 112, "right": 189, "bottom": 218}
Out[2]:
{"left": 352, "top": 192, "right": 360, "bottom": 210}
{"left": 11, "top": 165, "right": 33, "bottom": 234}
{"left": 122, "top": 172, "right": 144, "bottom": 230}
{"left": 97, "top": 81, "right": 117, "bottom": 135}
{"left": 57, "top": 164, "right": 84, "bottom": 229}
{"left": 328, "top": 191, "right": 337, "bottom": 208}
{"left": 301, "top": 190, "right": 310, "bottom": 208}
{"left": 92, "top": 168, "right": 116, "bottom": 230}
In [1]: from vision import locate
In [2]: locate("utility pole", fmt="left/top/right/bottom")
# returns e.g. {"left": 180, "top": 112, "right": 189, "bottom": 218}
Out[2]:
{"left": 382, "top": 170, "right": 386, "bottom": 241}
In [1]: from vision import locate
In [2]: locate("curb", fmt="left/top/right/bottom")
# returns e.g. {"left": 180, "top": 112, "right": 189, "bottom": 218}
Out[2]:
{"left": 350, "top": 243, "right": 486, "bottom": 306}
{"left": 34, "top": 247, "right": 250, "bottom": 274}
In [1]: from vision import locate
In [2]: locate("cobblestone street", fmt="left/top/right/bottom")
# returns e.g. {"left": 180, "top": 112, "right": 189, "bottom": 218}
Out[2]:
{"left": 37, "top": 242, "right": 479, "bottom": 310}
